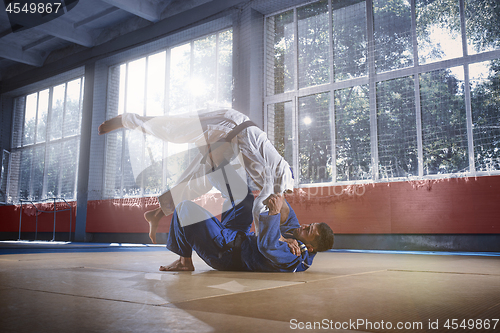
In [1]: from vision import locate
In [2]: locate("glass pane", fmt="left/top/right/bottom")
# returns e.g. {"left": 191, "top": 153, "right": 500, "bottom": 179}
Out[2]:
{"left": 335, "top": 85, "right": 371, "bottom": 181}
{"left": 142, "top": 135, "right": 164, "bottom": 196}
{"left": 104, "top": 130, "right": 123, "bottom": 198}
{"left": 416, "top": 0, "right": 462, "bottom": 65}
{"left": 170, "top": 43, "right": 192, "bottom": 114}
{"left": 146, "top": 51, "right": 166, "bottom": 116}
{"left": 46, "top": 143, "right": 61, "bottom": 197}
{"left": 218, "top": 29, "right": 233, "bottom": 107}
{"left": 267, "top": 10, "right": 294, "bottom": 95}
{"left": 465, "top": 0, "right": 500, "bottom": 55}
{"left": 60, "top": 138, "right": 79, "bottom": 200}
{"left": 12, "top": 97, "right": 26, "bottom": 148}
{"left": 420, "top": 67, "right": 468, "bottom": 175}
{"left": 118, "top": 64, "right": 126, "bottom": 115}
{"left": 32, "top": 146, "right": 45, "bottom": 201}
{"left": 64, "top": 78, "right": 82, "bottom": 137}
{"left": 332, "top": 0, "right": 367, "bottom": 81}
{"left": 298, "top": 0, "right": 329, "bottom": 88}
{"left": 377, "top": 76, "right": 418, "bottom": 179}
{"left": 23, "top": 93, "right": 37, "bottom": 146}
{"left": 299, "top": 93, "right": 332, "bottom": 183}
{"left": 0, "top": 150, "right": 10, "bottom": 203}
{"left": 50, "top": 84, "right": 65, "bottom": 140}
{"left": 193, "top": 35, "right": 217, "bottom": 109}
{"left": 36, "top": 89, "right": 49, "bottom": 143}
{"left": 373, "top": 0, "right": 413, "bottom": 72}
{"left": 164, "top": 142, "right": 193, "bottom": 189}
{"left": 123, "top": 130, "right": 142, "bottom": 197}
{"left": 127, "top": 58, "right": 146, "bottom": 116}
{"left": 267, "top": 101, "right": 293, "bottom": 168}
{"left": 107, "top": 66, "right": 123, "bottom": 118}
{"left": 470, "top": 59, "right": 500, "bottom": 172}
{"left": 19, "top": 148, "right": 32, "bottom": 200}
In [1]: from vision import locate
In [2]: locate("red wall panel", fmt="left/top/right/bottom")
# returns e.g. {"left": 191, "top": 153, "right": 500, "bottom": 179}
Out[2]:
{"left": 85, "top": 193, "right": 227, "bottom": 233}
{"left": 2, "top": 175, "right": 500, "bottom": 235}
{"left": 0, "top": 201, "right": 76, "bottom": 233}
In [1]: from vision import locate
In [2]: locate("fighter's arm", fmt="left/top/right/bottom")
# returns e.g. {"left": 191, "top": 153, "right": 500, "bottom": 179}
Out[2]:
{"left": 257, "top": 195, "right": 303, "bottom": 267}
{"left": 264, "top": 194, "right": 301, "bottom": 256}
{"left": 279, "top": 235, "right": 301, "bottom": 256}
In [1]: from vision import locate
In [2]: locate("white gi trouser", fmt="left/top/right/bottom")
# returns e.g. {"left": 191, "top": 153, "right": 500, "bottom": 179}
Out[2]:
{"left": 121, "top": 109, "right": 294, "bottom": 234}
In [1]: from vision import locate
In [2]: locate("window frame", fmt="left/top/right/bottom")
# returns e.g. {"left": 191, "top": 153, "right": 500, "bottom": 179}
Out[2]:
{"left": 8, "top": 75, "right": 85, "bottom": 203}
{"left": 103, "top": 28, "right": 234, "bottom": 199}
{"left": 264, "top": 0, "right": 500, "bottom": 188}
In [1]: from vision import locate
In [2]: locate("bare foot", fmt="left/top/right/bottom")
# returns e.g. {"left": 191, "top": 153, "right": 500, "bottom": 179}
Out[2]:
{"left": 98, "top": 115, "right": 124, "bottom": 135}
{"left": 144, "top": 208, "right": 164, "bottom": 244}
{"left": 159, "top": 257, "right": 195, "bottom": 271}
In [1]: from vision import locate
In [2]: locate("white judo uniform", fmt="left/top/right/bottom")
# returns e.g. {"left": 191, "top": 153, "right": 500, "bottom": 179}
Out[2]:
{"left": 120, "top": 109, "right": 294, "bottom": 233}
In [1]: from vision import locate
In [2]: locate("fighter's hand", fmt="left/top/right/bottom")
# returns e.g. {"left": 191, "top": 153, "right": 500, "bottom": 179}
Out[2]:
{"left": 265, "top": 194, "right": 284, "bottom": 215}
{"left": 280, "top": 236, "right": 301, "bottom": 256}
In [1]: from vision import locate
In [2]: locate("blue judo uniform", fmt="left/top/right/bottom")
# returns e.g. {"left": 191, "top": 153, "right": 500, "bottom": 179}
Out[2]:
{"left": 166, "top": 189, "right": 316, "bottom": 272}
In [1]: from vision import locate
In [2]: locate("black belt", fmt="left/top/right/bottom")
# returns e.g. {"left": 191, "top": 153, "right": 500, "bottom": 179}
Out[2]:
{"left": 200, "top": 120, "right": 257, "bottom": 166}
{"left": 201, "top": 120, "right": 257, "bottom": 221}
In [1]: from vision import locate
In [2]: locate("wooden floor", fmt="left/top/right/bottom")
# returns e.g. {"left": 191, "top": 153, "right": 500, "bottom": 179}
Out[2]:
{"left": 1, "top": 242, "right": 499, "bottom": 333}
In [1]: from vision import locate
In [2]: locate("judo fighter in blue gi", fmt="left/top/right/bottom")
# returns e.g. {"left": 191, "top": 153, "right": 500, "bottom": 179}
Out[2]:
{"left": 98, "top": 109, "right": 334, "bottom": 271}
{"left": 161, "top": 163, "right": 334, "bottom": 272}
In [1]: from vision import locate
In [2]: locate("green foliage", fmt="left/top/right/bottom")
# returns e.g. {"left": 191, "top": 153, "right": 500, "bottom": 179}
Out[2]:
{"left": 465, "top": 0, "right": 500, "bottom": 52}
{"left": 471, "top": 59, "right": 500, "bottom": 171}
{"left": 373, "top": 0, "right": 413, "bottom": 71}
{"left": 335, "top": 86, "right": 371, "bottom": 181}
{"left": 419, "top": 69, "right": 468, "bottom": 174}
{"left": 299, "top": 93, "right": 332, "bottom": 183}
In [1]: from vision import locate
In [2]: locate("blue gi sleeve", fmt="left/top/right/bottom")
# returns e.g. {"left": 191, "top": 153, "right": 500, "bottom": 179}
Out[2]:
{"left": 279, "top": 201, "right": 300, "bottom": 236}
{"left": 257, "top": 212, "right": 310, "bottom": 271}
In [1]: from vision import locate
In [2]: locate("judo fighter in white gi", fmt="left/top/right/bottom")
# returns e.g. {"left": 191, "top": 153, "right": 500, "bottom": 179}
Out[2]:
{"left": 98, "top": 109, "right": 294, "bottom": 243}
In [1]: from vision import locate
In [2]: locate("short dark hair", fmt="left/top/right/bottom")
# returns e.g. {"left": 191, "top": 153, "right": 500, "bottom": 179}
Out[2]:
{"left": 314, "top": 223, "right": 334, "bottom": 252}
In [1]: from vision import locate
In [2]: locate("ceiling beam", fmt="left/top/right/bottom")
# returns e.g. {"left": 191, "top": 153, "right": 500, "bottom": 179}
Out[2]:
{"left": 34, "top": 18, "right": 95, "bottom": 47}
{"left": 0, "top": 41, "right": 46, "bottom": 66}
{"left": 74, "top": 7, "right": 120, "bottom": 28}
{"left": 1, "top": 0, "right": 243, "bottom": 93}
{"left": 99, "top": 0, "right": 164, "bottom": 22}
{"left": 160, "top": 0, "right": 211, "bottom": 19}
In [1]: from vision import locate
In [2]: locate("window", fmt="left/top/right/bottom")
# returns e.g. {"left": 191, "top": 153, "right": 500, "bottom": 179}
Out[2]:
{"left": 0, "top": 150, "right": 10, "bottom": 204}
{"left": 265, "top": 0, "right": 500, "bottom": 186}
{"left": 105, "top": 29, "right": 233, "bottom": 198}
{"left": 8, "top": 77, "right": 84, "bottom": 202}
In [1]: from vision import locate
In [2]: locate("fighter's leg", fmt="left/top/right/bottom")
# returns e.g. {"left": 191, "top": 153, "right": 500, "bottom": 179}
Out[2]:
{"left": 159, "top": 257, "right": 194, "bottom": 271}
{"left": 165, "top": 201, "right": 235, "bottom": 271}
{"left": 220, "top": 187, "right": 254, "bottom": 233}
{"left": 144, "top": 207, "right": 165, "bottom": 244}
{"left": 99, "top": 113, "right": 156, "bottom": 135}
{"left": 98, "top": 115, "right": 124, "bottom": 134}
{"left": 239, "top": 127, "right": 294, "bottom": 234}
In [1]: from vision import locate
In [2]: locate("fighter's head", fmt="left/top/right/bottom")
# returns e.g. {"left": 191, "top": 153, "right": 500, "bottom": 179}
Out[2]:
{"left": 293, "top": 222, "right": 334, "bottom": 253}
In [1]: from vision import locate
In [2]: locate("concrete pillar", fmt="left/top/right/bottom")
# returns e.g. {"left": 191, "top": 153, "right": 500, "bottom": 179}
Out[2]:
{"left": 74, "top": 63, "right": 95, "bottom": 242}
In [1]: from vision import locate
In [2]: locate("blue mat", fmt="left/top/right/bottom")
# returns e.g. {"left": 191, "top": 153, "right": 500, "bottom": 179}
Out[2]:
{"left": 328, "top": 249, "right": 500, "bottom": 257}
{"left": 0, "top": 241, "right": 166, "bottom": 255}
{"left": 2, "top": 241, "right": 499, "bottom": 256}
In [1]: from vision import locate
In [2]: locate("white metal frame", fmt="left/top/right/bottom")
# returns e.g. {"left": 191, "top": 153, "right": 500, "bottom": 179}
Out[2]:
{"left": 9, "top": 76, "right": 84, "bottom": 203}
{"left": 263, "top": 0, "right": 500, "bottom": 188}
{"left": 105, "top": 28, "right": 234, "bottom": 199}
